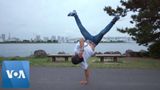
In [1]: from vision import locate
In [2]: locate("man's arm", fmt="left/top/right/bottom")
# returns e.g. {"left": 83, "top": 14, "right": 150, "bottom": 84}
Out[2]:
{"left": 84, "top": 68, "right": 90, "bottom": 83}
{"left": 80, "top": 68, "right": 90, "bottom": 85}
{"left": 79, "top": 38, "right": 84, "bottom": 58}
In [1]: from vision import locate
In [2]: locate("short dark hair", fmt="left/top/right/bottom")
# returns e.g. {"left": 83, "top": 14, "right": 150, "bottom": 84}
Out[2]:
{"left": 71, "top": 54, "right": 84, "bottom": 65}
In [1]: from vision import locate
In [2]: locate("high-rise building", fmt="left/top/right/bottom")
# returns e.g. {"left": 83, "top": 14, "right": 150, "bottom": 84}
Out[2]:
{"left": 57, "top": 36, "right": 61, "bottom": 43}
{"left": 34, "top": 35, "right": 41, "bottom": 41}
{"left": 0, "top": 35, "right": 2, "bottom": 42}
{"left": 51, "top": 35, "right": 56, "bottom": 41}
{"left": 8, "top": 33, "right": 11, "bottom": 41}
{"left": 65, "top": 37, "right": 69, "bottom": 43}
{"left": 43, "top": 37, "right": 49, "bottom": 42}
{"left": 2, "top": 34, "right": 6, "bottom": 41}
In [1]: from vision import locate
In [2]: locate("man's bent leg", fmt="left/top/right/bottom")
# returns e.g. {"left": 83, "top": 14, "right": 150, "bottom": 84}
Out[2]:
{"left": 93, "top": 16, "right": 120, "bottom": 45}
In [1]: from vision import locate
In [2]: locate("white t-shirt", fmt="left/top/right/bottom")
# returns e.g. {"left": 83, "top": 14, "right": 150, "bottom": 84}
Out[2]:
{"left": 74, "top": 42, "right": 94, "bottom": 70}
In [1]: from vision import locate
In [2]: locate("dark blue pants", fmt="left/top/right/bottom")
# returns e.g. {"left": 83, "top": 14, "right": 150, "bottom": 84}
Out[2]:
{"left": 74, "top": 15, "right": 118, "bottom": 46}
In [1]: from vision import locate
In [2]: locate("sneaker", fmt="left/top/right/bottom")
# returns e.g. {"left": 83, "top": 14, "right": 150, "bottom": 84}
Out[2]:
{"left": 112, "top": 15, "right": 120, "bottom": 23}
{"left": 68, "top": 10, "right": 77, "bottom": 16}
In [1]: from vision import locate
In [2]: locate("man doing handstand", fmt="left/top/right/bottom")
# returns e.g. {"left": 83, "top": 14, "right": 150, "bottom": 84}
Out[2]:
{"left": 68, "top": 10, "right": 119, "bottom": 85}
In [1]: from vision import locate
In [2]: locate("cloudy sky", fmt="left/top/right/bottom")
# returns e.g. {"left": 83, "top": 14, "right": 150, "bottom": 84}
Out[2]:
{"left": 0, "top": 0, "right": 133, "bottom": 40}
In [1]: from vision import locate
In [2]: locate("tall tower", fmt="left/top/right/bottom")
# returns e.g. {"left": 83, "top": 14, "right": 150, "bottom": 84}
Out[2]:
{"left": 8, "top": 33, "right": 11, "bottom": 41}
{"left": 2, "top": 34, "right": 5, "bottom": 41}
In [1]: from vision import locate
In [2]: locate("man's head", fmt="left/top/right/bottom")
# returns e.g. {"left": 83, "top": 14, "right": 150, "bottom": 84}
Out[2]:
{"left": 71, "top": 54, "right": 84, "bottom": 65}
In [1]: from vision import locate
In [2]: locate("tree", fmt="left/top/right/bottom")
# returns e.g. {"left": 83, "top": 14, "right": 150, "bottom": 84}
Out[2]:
{"left": 104, "top": 0, "right": 160, "bottom": 58}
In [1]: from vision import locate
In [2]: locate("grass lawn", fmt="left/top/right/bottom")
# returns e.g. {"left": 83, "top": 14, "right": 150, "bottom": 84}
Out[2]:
{"left": 0, "top": 56, "right": 160, "bottom": 69}
{"left": 90, "top": 57, "right": 160, "bottom": 69}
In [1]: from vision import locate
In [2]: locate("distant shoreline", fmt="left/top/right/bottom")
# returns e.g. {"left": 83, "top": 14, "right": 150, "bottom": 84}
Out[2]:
{"left": 0, "top": 42, "right": 130, "bottom": 44}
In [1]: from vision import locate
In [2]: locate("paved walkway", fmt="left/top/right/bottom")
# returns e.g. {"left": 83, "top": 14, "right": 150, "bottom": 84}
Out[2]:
{"left": 1, "top": 67, "right": 160, "bottom": 90}
{"left": 31, "top": 67, "right": 160, "bottom": 90}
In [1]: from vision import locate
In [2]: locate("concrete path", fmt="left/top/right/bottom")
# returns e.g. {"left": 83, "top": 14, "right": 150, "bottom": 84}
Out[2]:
{"left": 1, "top": 67, "right": 160, "bottom": 90}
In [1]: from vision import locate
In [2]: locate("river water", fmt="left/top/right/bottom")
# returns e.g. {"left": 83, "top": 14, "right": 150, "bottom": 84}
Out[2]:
{"left": 0, "top": 43, "right": 147, "bottom": 57}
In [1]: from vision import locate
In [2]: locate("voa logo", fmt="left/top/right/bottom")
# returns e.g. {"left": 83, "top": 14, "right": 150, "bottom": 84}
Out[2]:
{"left": 2, "top": 61, "right": 30, "bottom": 88}
{"left": 6, "top": 70, "right": 26, "bottom": 79}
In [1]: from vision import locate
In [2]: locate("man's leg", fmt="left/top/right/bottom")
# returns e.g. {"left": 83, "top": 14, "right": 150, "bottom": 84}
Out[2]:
{"left": 68, "top": 10, "right": 94, "bottom": 41}
{"left": 93, "top": 16, "right": 120, "bottom": 45}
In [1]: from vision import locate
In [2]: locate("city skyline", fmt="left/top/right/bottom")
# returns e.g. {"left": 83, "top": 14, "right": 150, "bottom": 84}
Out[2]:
{"left": 0, "top": 33, "right": 134, "bottom": 43}
{"left": 0, "top": 0, "right": 133, "bottom": 39}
